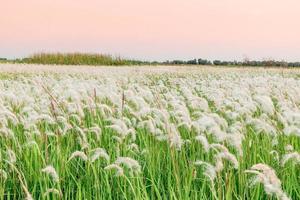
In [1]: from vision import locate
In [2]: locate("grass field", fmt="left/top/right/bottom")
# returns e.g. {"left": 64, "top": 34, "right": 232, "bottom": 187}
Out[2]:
{"left": 0, "top": 64, "right": 299, "bottom": 199}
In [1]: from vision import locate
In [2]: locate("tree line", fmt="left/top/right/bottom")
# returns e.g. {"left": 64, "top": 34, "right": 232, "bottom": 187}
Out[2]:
{"left": 163, "top": 58, "right": 300, "bottom": 67}
{"left": 1, "top": 54, "right": 300, "bottom": 67}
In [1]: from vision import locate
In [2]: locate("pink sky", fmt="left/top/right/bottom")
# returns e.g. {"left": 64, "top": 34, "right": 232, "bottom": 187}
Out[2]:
{"left": 1, "top": 0, "right": 300, "bottom": 61}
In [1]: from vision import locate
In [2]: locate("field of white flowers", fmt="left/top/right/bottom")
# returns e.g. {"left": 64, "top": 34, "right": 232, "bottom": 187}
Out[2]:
{"left": 0, "top": 64, "right": 299, "bottom": 200}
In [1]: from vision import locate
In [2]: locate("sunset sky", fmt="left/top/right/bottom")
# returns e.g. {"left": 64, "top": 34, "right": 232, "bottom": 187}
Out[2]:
{"left": 1, "top": 0, "right": 300, "bottom": 61}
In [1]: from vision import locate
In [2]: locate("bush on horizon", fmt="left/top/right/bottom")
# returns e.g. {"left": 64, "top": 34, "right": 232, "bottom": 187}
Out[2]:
{"left": 21, "top": 53, "right": 147, "bottom": 66}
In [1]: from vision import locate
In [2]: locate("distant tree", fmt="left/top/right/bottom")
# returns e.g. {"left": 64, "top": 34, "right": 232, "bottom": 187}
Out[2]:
{"left": 198, "top": 58, "right": 211, "bottom": 65}
{"left": 221, "top": 61, "right": 229, "bottom": 66}
{"left": 172, "top": 60, "right": 186, "bottom": 65}
{"left": 213, "top": 60, "right": 222, "bottom": 65}
{"left": 279, "top": 60, "right": 288, "bottom": 67}
{"left": 187, "top": 59, "right": 197, "bottom": 65}
{"left": 242, "top": 55, "right": 250, "bottom": 65}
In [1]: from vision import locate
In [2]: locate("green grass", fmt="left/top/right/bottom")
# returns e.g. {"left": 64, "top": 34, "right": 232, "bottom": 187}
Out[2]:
{"left": 19, "top": 53, "right": 149, "bottom": 66}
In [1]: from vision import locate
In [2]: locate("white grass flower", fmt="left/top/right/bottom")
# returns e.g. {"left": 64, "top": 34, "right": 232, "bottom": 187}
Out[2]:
{"left": 209, "top": 143, "right": 229, "bottom": 153}
{"left": 87, "top": 126, "right": 102, "bottom": 140}
{"left": 90, "top": 148, "right": 110, "bottom": 163}
{"left": 107, "top": 124, "right": 123, "bottom": 135}
{"left": 0, "top": 127, "right": 14, "bottom": 139}
{"left": 191, "top": 116, "right": 217, "bottom": 133}
{"left": 74, "top": 126, "right": 89, "bottom": 149}
{"left": 41, "top": 165, "right": 59, "bottom": 183}
{"left": 168, "top": 132, "right": 183, "bottom": 150}
{"left": 78, "top": 137, "right": 90, "bottom": 150}
{"left": 225, "top": 133, "right": 244, "bottom": 156}
{"left": 195, "top": 135, "right": 210, "bottom": 152}
{"left": 281, "top": 152, "right": 300, "bottom": 166}
{"left": 245, "top": 163, "right": 290, "bottom": 200}
{"left": 23, "top": 140, "right": 39, "bottom": 149}
{"left": 247, "top": 118, "right": 276, "bottom": 136}
{"left": 6, "top": 149, "right": 16, "bottom": 164}
{"left": 37, "top": 114, "right": 55, "bottom": 124}
{"left": 283, "top": 125, "right": 300, "bottom": 137}
{"left": 2, "top": 111, "right": 19, "bottom": 125}
{"left": 112, "top": 135, "right": 123, "bottom": 143}
{"left": 209, "top": 127, "right": 227, "bottom": 142}
{"left": 68, "top": 151, "right": 88, "bottom": 162}
{"left": 62, "top": 123, "right": 73, "bottom": 135}
{"left": 97, "top": 104, "right": 113, "bottom": 117}
{"left": 106, "top": 118, "right": 136, "bottom": 141}
{"left": 194, "top": 160, "right": 217, "bottom": 182}
{"left": 104, "top": 164, "right": 124, "bottom": 177}
{"left": 284, "top": 144, "right": 294, "bottom": 152}
{"left": 128, "top": 143, "right": 140, "bottom": 153}
{"left": 168, "top": 124, "right": 183, "bottom": 150}
{"left": 57, "top": 115, "right": 67, "bottom": 124}
{"left": 115, "top": 157, "right": 141, "bottom": 174}
{"left": 45, "top": 131, "right": 56, "bottom": 137}
{"left": 209, "top": 113, "right": 228, "bottom": 130}
{"left": 253, "top": 95, "right": 275, "bottom": 115}
{"left": 214, "top": 152, "right": 239, "bottom": 172}
{"left": 69, "top": 113, "right": 81, "bottom": 123}
{"left": 137, "top": 119, "right": 156, "bottom": 134}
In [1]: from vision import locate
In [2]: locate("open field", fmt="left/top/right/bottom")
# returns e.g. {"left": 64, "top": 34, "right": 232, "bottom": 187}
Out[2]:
{"left": 0, "top": 64, "right": 299, "bottom": 199}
